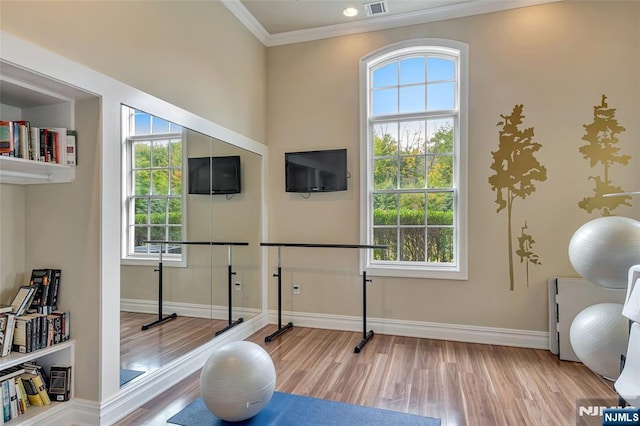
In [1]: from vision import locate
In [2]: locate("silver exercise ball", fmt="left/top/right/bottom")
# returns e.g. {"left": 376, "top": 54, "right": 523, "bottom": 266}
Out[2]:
{"left": 200, "top": 341, "right": 276, "bottom": 421}
{"left": 569, "top": 303, "right": 628, "bottom": 380}
{"left": 568, "top": 216, "right": 640, "bottom": 289}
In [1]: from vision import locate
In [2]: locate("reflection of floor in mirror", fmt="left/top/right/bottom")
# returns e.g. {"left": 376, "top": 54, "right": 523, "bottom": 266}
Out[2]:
{"left": 120, "top": 311, "right": 228, "bottom": 375}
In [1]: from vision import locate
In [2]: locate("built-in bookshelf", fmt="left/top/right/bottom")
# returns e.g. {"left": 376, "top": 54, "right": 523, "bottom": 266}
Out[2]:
{"left": 0, "top": 61, "right": 86, "bottom": 424}
{"left": 0, "top": 341, "right": 74, "bottom": 425}
{"left": 0, "top": 64, "right": 88, "bottom": 185}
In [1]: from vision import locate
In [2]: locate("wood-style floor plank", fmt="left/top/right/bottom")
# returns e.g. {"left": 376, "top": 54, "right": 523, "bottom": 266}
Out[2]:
{"left": 116, "top": 319, "right": 616, "bottom": 426}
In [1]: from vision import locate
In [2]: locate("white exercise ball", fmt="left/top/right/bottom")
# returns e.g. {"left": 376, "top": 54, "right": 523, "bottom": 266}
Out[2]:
{"left": 569, "top": 303, "right": 629, "bottom": 380}
{"left": 568, "top": 216, "right": 640, "bottom": 289}
{"left": 200, "top": 341, "right": 276, "bottom": 421}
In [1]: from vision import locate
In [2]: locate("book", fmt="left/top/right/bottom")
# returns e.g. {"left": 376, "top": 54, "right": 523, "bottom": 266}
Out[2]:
{"left": 66, "top": 130, "right": 77, "bottom": 165}
{"left": 15, "top": 376, "right": 29, "bottom": 414}
{"left": 0, "top": 307, "right": 11, "bottom": 315}
{"left": 10, "top": 286, "right": 35, "bottom": 317}
{"left": 28, "top": 372, "right": 49, "bottom": 406}
{"left": 47, "top": 269, "right": 61, "bottom": 309}
{"left": 8, "top": 379, "right": 17, "bottom": 420}
{"left": 2, "top": 380, "right": 9, "bottom": 422}
{"left": 0, "top": 314, "right": 16, "bottom": 357}
{"left": 0, "top": 121, "right": 11, "bottom": 155}
{"left": 29, "top": 269, "right": 54, "bottom": 309}
{"left": 12, "top": 316, "right": 32, "bottom": 354}
{"left": 19, "top": 374, "right": 43, "bottom": 407}
{"left": 48, "top": 365, "right": 71, "bottom": 401}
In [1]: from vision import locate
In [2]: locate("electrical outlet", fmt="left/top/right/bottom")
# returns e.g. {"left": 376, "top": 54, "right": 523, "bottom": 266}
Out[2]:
{"left": 235, "top": 281, "right": 241, "bottom": 291}
{"left": 293, "top": 284, "right": 300, "bottom": 295}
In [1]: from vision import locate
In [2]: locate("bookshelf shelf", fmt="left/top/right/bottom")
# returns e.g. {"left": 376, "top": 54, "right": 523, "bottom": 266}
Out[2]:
{"left": 0, "top": 340, "right": 74, "bottom": 372}
{"left": 0, "top": 156, "right": 75, "bottom": 185}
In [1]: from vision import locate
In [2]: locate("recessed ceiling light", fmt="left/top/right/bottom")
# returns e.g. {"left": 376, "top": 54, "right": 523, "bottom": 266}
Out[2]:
{"left": 343, "top": 7, "right": 358, "bottom": 17}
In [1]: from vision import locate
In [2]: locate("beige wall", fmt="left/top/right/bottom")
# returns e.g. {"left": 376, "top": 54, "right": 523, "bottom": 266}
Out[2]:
{"left": 266, "top": 1, "right": 640, "bottom": 331}
{"left": 0, "top": 0, "right": 267, "bottom": 143}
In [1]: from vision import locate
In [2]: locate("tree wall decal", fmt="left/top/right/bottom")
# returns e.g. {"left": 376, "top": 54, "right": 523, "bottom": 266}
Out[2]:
{"left": 489, "top": 105, "right": 547, "bottom": 291}
{"left": 516, "top": 221, "right": 541, "bottom": 287}
{"left": 578, "top": 94, "right": 631, "bottom": 216}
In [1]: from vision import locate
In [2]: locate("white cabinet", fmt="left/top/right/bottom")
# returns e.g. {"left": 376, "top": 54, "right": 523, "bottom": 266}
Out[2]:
{"left": 0, "top": 61, "right": 91, "bottom": 185}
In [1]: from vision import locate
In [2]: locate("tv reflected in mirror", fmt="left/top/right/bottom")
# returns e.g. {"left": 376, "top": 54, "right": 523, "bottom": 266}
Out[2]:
{"left": 188, "top": 155, "right": 241, "bottom": 195}
{"left": 285, "top": 148, "right": 347, "bottom": 193}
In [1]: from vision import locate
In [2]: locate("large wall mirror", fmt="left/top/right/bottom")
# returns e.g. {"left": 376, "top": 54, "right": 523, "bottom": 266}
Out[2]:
{"left": 119, "top": 108, "right": 263, "bottom": 384}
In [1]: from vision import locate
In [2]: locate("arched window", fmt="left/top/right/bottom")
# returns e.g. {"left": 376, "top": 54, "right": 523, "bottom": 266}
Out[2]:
{"left": 360, "top": 39, "right": 468, "bottom": 279}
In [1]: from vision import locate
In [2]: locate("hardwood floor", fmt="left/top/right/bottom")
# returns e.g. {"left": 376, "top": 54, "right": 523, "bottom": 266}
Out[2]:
{"left": 117, "top": 320, "right": 616, "bottom": 426}
{"left": 120, "top": 312, "right": 227, "bottom": 376}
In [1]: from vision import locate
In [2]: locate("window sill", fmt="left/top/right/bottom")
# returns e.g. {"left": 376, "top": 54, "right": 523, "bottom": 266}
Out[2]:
{"left": 121, "top": 256, "right": 187, "bottom": 268}
{"left": 365, "top": 264, "right": 467, "bottom": 280}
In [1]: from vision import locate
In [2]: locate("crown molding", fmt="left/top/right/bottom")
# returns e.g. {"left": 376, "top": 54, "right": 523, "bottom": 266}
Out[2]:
{"left": 223, "top": 0, "right": 562, "bottom": 47}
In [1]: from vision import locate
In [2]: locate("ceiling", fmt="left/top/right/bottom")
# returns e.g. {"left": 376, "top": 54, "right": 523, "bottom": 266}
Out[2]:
{"left": 227, "top": 0, "right": 561, "bottom": 46}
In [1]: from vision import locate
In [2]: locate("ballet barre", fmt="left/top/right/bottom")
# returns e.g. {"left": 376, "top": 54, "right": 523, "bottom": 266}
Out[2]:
{"left": 142, "top": 240, "right": 249, "bottom": 335}
{"left": 260, "top": 242, "right": 386, "bottom": 353}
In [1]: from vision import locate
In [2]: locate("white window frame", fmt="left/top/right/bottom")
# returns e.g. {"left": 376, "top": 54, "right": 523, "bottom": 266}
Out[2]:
{"left": 359, "top": 39, "right": 468, "bottom": 280}
{"left": 121, "top": 106, "right": 187, "bottom": 267}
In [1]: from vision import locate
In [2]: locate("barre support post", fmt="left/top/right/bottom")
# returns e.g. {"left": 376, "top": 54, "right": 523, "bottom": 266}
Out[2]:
{"left": 215, "top": 245, "right": 244, "bottom": 336}
{"left": 354, "top": 270, "right": 374, "bottom": 353}
{"left": 142, "top": 244, "right": 178, "bottom": 331}
{"left": 265, "top": 246, "right": 293, "bottom": 342}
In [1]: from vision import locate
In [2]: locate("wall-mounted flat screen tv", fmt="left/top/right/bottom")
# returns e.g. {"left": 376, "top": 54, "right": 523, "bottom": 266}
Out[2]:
{"left": 188, "top": 155, "right": 241, "bottom": 195}
{"left": 285, "top": 148, "right": 347, "bottom": 193}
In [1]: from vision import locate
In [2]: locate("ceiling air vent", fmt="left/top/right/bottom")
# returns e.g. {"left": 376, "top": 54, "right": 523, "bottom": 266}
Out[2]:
{"left": 364, "top": 1, "right": 388, "bottom": 17}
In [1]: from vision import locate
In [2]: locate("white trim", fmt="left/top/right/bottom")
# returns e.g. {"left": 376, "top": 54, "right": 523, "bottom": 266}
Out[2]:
{"left": 268, "top": 309, "right": 549, "bottom": 350}
{"left": 359, "top": 38, "right": 468, "bottom": 280}
{"left": 223, "top": 0, "right": 562, "bottom": 47}
{"left": 120, "top": 298, "right": 261, "bottom": 320}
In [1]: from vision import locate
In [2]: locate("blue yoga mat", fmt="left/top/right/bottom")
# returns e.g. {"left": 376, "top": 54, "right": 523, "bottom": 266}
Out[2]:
{"left": 167, "top": 392, "right": 440, "bottom": 425}
{"left": 120, "top": 369, "right": 145, "bottom": 386}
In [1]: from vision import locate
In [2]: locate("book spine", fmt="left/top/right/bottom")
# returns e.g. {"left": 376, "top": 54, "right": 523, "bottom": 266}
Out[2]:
{"left": 1, "top": 380, "right": 9, "bottom": 422}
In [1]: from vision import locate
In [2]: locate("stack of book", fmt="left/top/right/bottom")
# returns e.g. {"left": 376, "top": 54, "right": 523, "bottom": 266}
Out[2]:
{"left": 0, "top": 121, "right": 77, "bottom": 166}
{"left": 0, "top": 269, "right": 70, "bottom": 357}
{"left": 0, "top": 362, "right": 71, "bottom": 422}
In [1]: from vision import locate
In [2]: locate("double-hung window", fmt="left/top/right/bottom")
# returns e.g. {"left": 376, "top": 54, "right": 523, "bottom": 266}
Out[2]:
{"left": 360, "top": 39, "right": 468, "bottom": 279}
{"left": 122, "top": 106, "right": 185, "bottom": 264}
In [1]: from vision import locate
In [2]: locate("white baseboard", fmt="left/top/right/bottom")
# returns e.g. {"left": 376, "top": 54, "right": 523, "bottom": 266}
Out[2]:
{"left": 268, "top": 309, "right": 549, "bottom": 349}
{"left": 120, "top": 298, "right": 260, "bottom": 320}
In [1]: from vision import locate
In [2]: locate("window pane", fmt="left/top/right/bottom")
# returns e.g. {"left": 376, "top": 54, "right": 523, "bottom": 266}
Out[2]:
{"left": 399, "top": 156, "right": 425, "bottom": 189}
{"left": 427, "top": 227, "right": 453, "bottom": 262}
{"left": 168, "top": 198, "right": 182, "bottom": 224}
{"left": 373, "top": 193, "right": 397, "bottom": 225}
{"left": 134, "top": 112, "right": 151, "bottom": 135}
{"left": 373, "top": 62, "right": 397, "bottom": 88}
{"left": 399, "top": 85, "right": 425, "bottom": 114}
{"left": 399, "top": 121, "right": 425, "bottom": 155}
{"left": 171, "top": 170, "right": 182, "bottom": 195}
{"left": 427, "top": 192, "right": 454, "bottom": 225}
{"left": 150, "top": 199, "right": 167, "bottom": 224}
{"left": 152, "top": 140, "right": 169, "bottom": 167}
{"left": 134, "top": 141, "right": 151, "bottom": 168}
{"left": 427, "top": 82, "right": 455, "bottom": 111}
{"left": 168, "top": 226, "right": 182, "bottom": 243}
{"left": 152, "top": 117, "right": 170, "bottom": 134}
{"left": 150, "top": 225, "right": 166, "bottom": 241}
{"left": 373, "top": 158, "right": 397, "bottom": 190}
{"left": 400, "top": 227, "right": 425, "bottom": 261}
{"left": 426, "top": 118, "right": 454, "bottom": 154}
{"left": 373, "top": 123, "right": 398, "bottom": 157}
{"left": 372, "top": 88, "right": 398, "bottom": 115}
{"left": 427, "top": 57, "right": 455, "bottom": 82}
{"left": 373, "top": 228, "right": 397, "bottom": 261}
{"left": 134, "top": 198, "right": 148, "bottom": 224}
{"left": 400, "top": 57, "right": 425, "bottom": 85}
{"left": 151, "top": 170, "right": 169, "bottom": 195}
{"left": 427, "top": 155, "right": 453, "bottom": 188}
{"left": 133, "top": 170, "right": 151, "bottom": 195}
{"left": 399, "top": 193, "right": 425, "bottom": 225}
{"left": 170, "top": 140, "right": 182, "bottom": 167}
{"left": 134, "top": 226, "right": 149, "bottom": 252}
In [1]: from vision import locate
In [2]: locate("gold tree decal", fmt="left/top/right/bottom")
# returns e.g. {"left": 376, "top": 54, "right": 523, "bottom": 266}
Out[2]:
{"left": 516, "top": 221, "right": 541, "bottom": 287}
{"left": 489, "top": 105, "right": 547, "bottom": 291}
{"left": 578, "top": 94, "right": 631, "bottom": 216}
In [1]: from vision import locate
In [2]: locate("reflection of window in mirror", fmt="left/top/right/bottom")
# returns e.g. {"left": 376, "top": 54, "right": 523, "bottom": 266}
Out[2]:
{"left": 121, "top": 106, "right": 186, "bottom": 266}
